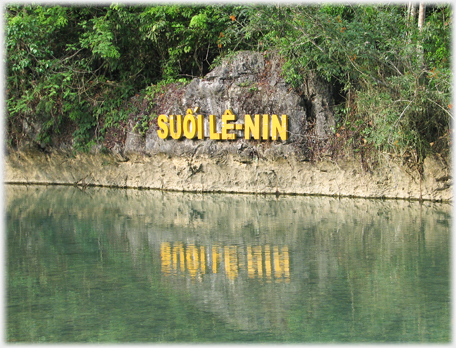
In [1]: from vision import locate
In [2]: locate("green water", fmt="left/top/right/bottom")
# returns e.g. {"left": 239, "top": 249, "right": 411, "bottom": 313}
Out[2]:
{"left": 6, "top": 185, "right": 450, "bottom": 343}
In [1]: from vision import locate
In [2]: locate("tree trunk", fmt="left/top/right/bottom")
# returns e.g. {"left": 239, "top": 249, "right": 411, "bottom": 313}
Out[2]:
{"left": 418, "top": 2, "right": 425, "bottom": 31}
{"left": 408, "top": 2, "right": 416, "bottom": 23}
{"left": 417, "top": 3, "right": 426, "bottom": 69}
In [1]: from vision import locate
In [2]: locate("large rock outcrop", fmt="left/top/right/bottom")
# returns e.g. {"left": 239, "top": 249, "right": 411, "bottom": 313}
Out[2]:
{"left": 124, "top": 51, "right": 335, "bottom": 158}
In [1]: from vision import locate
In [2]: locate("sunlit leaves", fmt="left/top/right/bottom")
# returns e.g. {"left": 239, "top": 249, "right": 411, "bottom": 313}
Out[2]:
{"left": 80, "top": 17, "right": 120, "bottom": 59}
{"left": 189, "top": 13, "right": 208, "bottom": 29}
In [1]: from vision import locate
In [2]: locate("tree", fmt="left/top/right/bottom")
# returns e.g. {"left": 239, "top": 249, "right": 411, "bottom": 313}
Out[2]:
{"left": 225, "top": 4, "right": 451, "bottom": 159}
{"left": 5, "top": 4, "right": 452, "bottom": 161}
{"left": 418, "top": 2, "right": 426, "bottom": 31}
{"left": 5, "top": 4, "right": 244, "bottom": 149}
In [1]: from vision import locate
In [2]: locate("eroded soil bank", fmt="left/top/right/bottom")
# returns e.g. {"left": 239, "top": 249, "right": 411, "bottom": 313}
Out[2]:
{"left": 4, "top": 147, "right": 452, "bottom": 202}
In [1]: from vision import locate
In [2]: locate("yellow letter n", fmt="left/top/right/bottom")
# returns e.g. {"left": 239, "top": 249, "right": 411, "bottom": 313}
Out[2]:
{"left": 271, "top": 115, "right": 288, "bottom": 141}
{"left": 244, "top": 114, "right": 261, "bottom": 140}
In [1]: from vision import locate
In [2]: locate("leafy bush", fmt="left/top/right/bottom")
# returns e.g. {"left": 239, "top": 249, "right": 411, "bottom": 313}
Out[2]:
{"left": 5, "top": 4, "right": 240, "bottom": 149}
{"left": 225, "top": 4, "right": 452, "bottom": 160}
{"left": 5, "top": 4, "right": 452, "bottom": 161}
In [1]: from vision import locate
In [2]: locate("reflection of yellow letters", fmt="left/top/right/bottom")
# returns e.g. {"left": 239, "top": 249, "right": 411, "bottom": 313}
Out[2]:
{"left": 224, "top": 246, "right": 238, "bottom": 280}
{"left": 254, "top": 246, "right": 263, "bottom": 277}
{"left": 212, "top": 245, "right": 221, "bottom": 273}
{"left": 186, "top": 244, "right": 199, "bottom": 280}
{"left": 271, "top": 115, "right": 288, "bottom": 141}
{"left": 265, "top": 244, "right": 272, "bottom": 282}
{"left": 173, "top": 242, "right": 185, "bottom": 275}
{"left": 160, "top": 242, "right": 290, "bottom": 282}
{"left": 274, "top": 246, "right": 290, "bottom": 282}
{"left": 244, "top": 114, "right": 261, "bottom": 140}
{"left": 157, "top": 115, "right": 169, "bottom": 139}
{"left": 200, "top": 246, "right": 206, "bottom": 274}
{"left": 247, "top": 245, "right": 263, "bottom": 279}
{"left": 247, "top": 246, "right": 254, "bottom": 278}
{"left": 283, "top": 246, "right": 290, "bottom": 282}
{"left": 161, "top": 242, "right": 172, "bottom": 275}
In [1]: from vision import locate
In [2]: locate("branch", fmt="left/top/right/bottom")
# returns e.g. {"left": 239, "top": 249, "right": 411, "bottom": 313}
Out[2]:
{"left": 61, "top": 49, "right": 83, "bottom": 63}
{"left": 393, "top": 97, "right": 415, "bottom": 128}
{"left": 426, "top": 97, "right": 454, "bottom": 119}
{"left": 388, "top": 97, "right": 415, "bottom": 145}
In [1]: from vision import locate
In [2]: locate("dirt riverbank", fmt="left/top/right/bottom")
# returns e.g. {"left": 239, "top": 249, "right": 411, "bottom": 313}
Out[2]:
{"left": 4, "top": 146, "right": 452, "bottom": 202}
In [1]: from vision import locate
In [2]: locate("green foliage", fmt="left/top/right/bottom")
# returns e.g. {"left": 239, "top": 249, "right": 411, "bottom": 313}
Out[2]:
{"left": 139, "top": 5, "right": 238, "bottom": 79}
{"left": 226, "top": 4, "right": 452, "bottom": 160}
{"left": 5, "top": 4, "right": 245, "bottom": 149}
{"left": 5, "top": 4, "right": 452, "bottom": 160}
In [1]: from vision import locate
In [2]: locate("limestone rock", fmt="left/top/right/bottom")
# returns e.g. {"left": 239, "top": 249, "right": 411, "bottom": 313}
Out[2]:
{"left": 138, "top": 51, "right": 335, "bottom": 158}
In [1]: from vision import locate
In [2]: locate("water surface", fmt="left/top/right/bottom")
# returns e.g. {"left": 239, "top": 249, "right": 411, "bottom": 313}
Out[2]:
{"left": 6, "top": 185, "right": 450, "bottom": 342}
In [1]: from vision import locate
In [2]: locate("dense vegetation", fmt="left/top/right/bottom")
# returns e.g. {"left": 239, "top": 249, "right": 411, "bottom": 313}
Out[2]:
{"left": 5, "top": 4, "right": 452, "bottom": 162}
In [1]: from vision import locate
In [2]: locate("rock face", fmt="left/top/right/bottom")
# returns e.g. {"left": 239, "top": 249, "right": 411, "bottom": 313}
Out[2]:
{"left": 127, "top": 51, "right": 335, "bottom": 158}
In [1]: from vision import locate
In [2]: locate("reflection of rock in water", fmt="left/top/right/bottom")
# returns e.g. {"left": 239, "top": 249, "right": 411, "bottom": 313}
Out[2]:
{"left": 6, "top": 184, "right": 451, "bottom": 334}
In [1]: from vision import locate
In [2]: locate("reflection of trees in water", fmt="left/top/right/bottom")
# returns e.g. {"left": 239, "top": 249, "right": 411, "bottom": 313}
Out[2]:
{"left": 6, "top": 185, "right": 451, "bottom": 341}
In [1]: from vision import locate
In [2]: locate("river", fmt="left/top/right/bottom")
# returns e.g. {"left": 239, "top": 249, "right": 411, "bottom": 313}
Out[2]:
{"left": 6, "top": 184, "right": 450, "bottom": 342}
